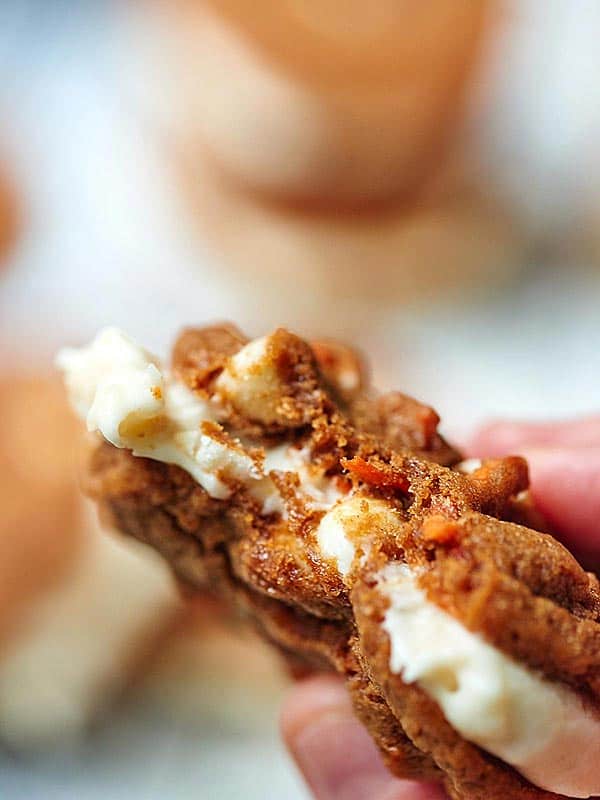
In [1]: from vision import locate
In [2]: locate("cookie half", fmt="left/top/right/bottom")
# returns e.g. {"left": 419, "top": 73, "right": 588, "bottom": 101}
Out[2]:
{"left": 57, "top": 325, "right": 600, "bottom": 798}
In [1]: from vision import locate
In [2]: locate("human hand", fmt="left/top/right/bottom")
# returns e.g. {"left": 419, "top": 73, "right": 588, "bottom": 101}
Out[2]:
{"left": 471, "top": 415, "right": 600, "bottom": 564}
{"left": 281, "top": 415, "right": 600, "bottom": 800}
{"left": 281, "top": 674, "right": 446, "bottom": 800}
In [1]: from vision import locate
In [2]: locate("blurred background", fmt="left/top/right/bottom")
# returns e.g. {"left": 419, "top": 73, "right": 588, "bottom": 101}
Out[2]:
{"left": 0, "top": 1, "right": 599, "bottom": 798}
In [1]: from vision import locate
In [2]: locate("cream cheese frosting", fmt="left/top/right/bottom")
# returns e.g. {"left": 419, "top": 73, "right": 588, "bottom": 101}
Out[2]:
{"left": 56, "top": 328, "right": 340, "bottom": 513}
{"left": 57, "top": 328, "right": 261, "bottom": 500}
{"left": 316, "top": 495, "right": 401, "bottom": 578}
{"left": 256, "top": 443, "right": 344, "bottom": 516}
{"left": 378, "top": 563, "right": 600, "bottom": 798}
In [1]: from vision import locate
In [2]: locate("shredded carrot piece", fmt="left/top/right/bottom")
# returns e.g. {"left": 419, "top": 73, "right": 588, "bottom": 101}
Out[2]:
{"left": 421, "top": 515, "right": 461, "bottom": 545}
{"left": 341, "top": 456, "right": 409, "bottom": 492}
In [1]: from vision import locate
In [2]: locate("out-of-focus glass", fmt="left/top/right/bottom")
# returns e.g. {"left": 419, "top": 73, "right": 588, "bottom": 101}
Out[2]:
{"left": 123, "top": 0, "right": 523, "bottom": 337}
{"left": 131, "top": 0, "right": 489, "bottom": 207}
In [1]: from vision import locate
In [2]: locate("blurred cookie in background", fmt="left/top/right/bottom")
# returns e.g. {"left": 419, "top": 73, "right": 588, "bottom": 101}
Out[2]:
{"left": 121, "top": 0, "right": 490, "bottom": 208}
{"left": 0, "top": 374, "right": 179, "bottom": 749}
{"left": 0, "top": 377, "right": 82, "bottom": 648}
{"left": 0, "top": 160, "right": 19, "bottom": 268}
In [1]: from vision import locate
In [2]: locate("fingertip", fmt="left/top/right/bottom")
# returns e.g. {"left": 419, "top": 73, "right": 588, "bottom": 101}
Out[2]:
{"left": 468, "top": 420, "right": 534, "bottom": 458}
{"left": 522, "top": 446, "right": 600, "bottom": 557}
{"left": 469, "top": 416, "right": 600, "bottom": 458}
{"left": 280, "top": 674, "right": 349, "bottom": 745}
{"left": 280, "top": 675, "right": 447, "bottom": 800}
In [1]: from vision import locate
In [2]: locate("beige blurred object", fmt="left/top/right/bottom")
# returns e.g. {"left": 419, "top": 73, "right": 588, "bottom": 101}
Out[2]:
{"left": 122, "top": 0, "right": 524, "bottom": 328}
{"left": 125, "top": 0, "right": 490, "bottom": 207}
{"left": 182, "top": 156, "right": 525, "bottom": 337}
{"left": 137, "top": 594, "right": 289, "bottom": 729}
{"left": 0, "top": 377, "right": 82, "bottom": 644}
{"left": 0, "top": 375, "right": 179, "bottom": 748}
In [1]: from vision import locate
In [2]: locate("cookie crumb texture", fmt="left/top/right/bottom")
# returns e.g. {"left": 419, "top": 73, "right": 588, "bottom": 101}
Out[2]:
{"left": 59, "top": 324, "right": 600, "bottom": 800}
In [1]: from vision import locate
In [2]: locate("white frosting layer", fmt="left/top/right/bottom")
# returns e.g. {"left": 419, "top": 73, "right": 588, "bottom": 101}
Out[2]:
{"left": 0, "top": 505, "right": 178, "bottom": 748}
{"left": 57, "top": 328, "right": 341, "bottom": 513}
{"left": 57, "top": 328, "right": 262, "bottom": 500}
{"left": 261, "top": 444, "right": 344, "bottom": 513}
{"left": 316, "top": 496, "right": 401, "bottom": 578}
{"left": 379, "top": 564, "right": 600, "bottom": 798}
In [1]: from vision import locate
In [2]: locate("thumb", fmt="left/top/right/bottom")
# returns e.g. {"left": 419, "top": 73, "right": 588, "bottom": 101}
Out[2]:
{"left": 520, "top": 446, "right": 600, "bottom": 564}
{"left": 469, "top": 417, "right": 600, "bottom": 457}
{"left": 281, "top": 675, "right": 446, "bottom": 800}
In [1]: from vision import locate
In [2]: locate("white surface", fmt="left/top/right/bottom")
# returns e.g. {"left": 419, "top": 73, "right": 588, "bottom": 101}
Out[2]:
{"left": 0, "top": 2, "right": 599, "bottom": 798}
{"left": 0, "top": 707, "right": 308, "bottom": 800}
